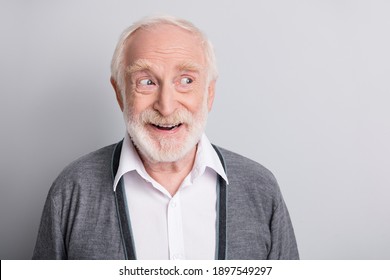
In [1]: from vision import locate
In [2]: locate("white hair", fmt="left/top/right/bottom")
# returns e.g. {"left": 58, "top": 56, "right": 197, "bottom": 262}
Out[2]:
{"left": 110, "top": 15, "right": 218, "bottom": 92}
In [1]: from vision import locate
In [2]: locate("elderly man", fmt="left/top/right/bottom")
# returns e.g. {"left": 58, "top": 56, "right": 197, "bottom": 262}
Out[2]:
{"left": 33, "top": 15, "right": 299, "bottom": 260}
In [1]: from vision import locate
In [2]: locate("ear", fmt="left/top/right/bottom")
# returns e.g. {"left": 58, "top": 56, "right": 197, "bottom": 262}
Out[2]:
{"left": 111, "top": 77, "right": 124, "bottom": 112}
{"left": 207, "top": 80, "right": 216, "bottom": 112}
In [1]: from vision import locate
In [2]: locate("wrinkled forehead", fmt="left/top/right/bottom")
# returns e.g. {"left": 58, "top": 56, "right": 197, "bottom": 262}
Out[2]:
{"left": 122, "top": 24, "right": 207, "bottom": 67}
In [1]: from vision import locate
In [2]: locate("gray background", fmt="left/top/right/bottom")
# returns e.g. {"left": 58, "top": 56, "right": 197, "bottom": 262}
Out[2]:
{"left": 1, "top": 0, "right": 389, "bottom": 259}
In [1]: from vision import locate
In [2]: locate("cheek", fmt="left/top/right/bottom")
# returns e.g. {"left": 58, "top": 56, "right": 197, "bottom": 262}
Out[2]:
{"left": 124, "top": 91, "right": 153, "bottom": 115}
{"left": 189, "top": 92, "right": 208, "bottom": 113}
{"left": 181, "top": 86, "right": 207, "bottom": 112}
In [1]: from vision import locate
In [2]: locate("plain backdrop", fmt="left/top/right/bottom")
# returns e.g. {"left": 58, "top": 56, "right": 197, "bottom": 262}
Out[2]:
{"left": 1, "top": 0, "right": 389, "bottom": 259}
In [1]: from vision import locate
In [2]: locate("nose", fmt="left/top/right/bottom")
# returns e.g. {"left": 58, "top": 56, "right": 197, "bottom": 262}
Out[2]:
{"left": 153, "top": 83, "right": 178, "bottom": 116}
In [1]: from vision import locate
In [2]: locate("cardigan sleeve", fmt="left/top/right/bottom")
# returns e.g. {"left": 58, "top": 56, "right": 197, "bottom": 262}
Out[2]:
{"left": 32, "top": 190, "right": 67, "bottom": 260}
{"left": 267, "top": 194, "right": 299, "bottom": 260}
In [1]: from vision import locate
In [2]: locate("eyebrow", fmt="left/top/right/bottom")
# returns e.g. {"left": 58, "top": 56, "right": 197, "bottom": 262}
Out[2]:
{"left": 176, "top": 61, "right": 203, "bottom": 73}
{"left": 125, "top": 59, "right": 153, "bottom": 75}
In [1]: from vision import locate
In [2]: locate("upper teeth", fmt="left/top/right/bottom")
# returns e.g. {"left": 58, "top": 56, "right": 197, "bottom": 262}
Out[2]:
{"left": 156, "top": 124, "right": 179, "bottom": 128}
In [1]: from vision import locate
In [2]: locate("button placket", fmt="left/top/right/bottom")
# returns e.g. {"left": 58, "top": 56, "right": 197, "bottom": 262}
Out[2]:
{"left": 167, "top": 193, "right": 185, "bottom": 260}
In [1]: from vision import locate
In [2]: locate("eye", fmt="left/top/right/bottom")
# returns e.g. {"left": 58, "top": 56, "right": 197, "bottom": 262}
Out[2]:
{"left": 139, "top": 79, "right": 155, "bottom": 86}
{"left": 180, "top": 77, "right": 193, "bottom": 85}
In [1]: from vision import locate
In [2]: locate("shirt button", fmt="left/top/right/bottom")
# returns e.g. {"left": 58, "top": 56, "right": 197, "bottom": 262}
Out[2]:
{"left": 172, "top": 254, "right": 182, "bottom": 260}
{"left": 170, "top": 201, "right": 177, "bottom": 208}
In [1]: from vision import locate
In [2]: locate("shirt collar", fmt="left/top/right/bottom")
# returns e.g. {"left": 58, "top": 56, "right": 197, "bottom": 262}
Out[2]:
{"left": 113, "top": 133, "right": 228, "bottom": 192}
{"left": 113, "top": 133, "right": 148, "bottom": 191}
{"left": 190, "top": 133, "right": 228, "bottom": 184}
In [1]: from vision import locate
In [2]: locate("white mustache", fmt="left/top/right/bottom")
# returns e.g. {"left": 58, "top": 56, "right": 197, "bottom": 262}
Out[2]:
{"left": 138, "top": 109, "right": 194, "bottom": 126}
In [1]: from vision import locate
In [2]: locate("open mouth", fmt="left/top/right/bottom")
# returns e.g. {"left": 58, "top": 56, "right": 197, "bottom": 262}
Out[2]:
{"left": 151, "top": 123, "right": 183, "bottom": 131}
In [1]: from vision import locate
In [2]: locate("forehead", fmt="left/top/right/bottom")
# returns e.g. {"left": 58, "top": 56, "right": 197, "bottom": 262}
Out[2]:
{"left": 123, "top": 24, "right": 206, "bottom": 68}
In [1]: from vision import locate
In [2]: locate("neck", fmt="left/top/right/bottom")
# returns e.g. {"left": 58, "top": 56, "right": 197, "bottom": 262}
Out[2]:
{"left": 138, "top": 146, "right": 198, "bottom": 196}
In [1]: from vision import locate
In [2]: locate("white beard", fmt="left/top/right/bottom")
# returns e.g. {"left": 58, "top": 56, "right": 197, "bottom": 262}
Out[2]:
{"left": 124, "top": 99, "right": 208, "bottom": 163}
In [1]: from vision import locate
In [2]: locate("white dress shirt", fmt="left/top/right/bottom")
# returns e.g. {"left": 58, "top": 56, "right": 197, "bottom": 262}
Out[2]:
{"left": 113, "top": 133, "right": 228, "bottom": 260}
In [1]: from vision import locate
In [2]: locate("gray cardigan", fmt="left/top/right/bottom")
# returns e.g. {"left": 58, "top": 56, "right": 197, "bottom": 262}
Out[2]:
{"left": 33, "top": 141, "right": 299, "bottom": 260}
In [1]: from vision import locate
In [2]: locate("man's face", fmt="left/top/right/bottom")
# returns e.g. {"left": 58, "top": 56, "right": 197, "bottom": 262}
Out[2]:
{"left": 116, "top": 24, "right": 215, "bottom": 163}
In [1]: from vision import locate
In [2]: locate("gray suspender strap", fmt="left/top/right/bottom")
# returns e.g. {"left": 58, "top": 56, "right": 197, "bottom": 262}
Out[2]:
{"left": 112, "top": 140, "right": 137, "bottom": 259}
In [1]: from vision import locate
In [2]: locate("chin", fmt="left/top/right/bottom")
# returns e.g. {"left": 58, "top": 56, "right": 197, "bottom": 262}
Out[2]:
{"left": 128, "top": 126, "right": 201, "bottom": 163}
